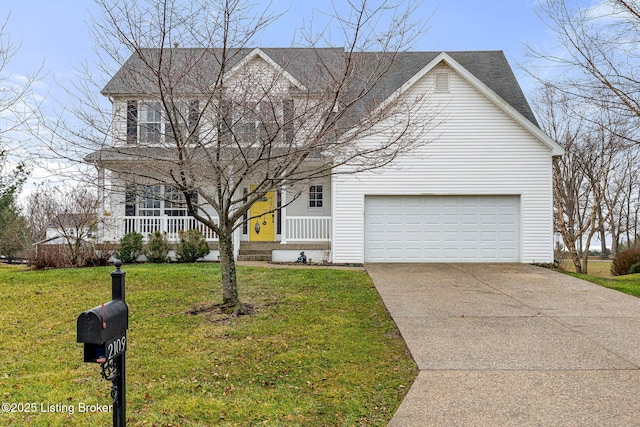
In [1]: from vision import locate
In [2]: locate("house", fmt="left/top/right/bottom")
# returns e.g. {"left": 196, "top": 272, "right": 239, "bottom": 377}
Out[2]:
{"left": 86, "top": 48, "right": 563, "bottom": 264}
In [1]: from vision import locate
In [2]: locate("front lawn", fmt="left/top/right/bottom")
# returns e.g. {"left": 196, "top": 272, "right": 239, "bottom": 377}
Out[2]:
{"left": 566, "top": 270, "right": 640, "bottom": 298}
{"left": 0, "top": 263, "right": 416, "bottom": 426}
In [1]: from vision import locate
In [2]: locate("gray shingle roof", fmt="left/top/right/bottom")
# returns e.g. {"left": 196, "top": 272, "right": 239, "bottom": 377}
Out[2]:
{"left": 102, "top": 48, "right": 537, "bottom": 126}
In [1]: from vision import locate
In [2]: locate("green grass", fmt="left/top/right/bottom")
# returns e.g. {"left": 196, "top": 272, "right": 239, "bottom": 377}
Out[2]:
{"left": 0, "top": 263, "right": 416, "bottom": 426}
{"left": 565, "top": 270, "right": 640, "bottom": 298}
{"left": 556, "top": 258, "right": 640, "bottom": 297}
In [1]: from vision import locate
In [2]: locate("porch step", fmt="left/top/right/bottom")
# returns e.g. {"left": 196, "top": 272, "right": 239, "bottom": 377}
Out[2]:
{"left": 236, "top": 241, "right": 330, "bottom": 262}
{"left": 237, "top": 242, "right": 277, "bottom": 262}
{"left": 237, "top": 254, "right": 271, "bottom": 262}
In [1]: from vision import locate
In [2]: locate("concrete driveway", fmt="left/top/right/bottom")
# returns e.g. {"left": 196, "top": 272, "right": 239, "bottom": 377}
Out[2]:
{"left": 366, "top": 263, "right": 640, "bottom": 426}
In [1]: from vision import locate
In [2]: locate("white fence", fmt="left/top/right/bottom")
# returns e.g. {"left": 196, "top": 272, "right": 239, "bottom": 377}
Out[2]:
{"left": 285, "top": 216, "right": 331, "bottom": 242}
{"left": 122, "top": 216, "right": 219, "bottom": 241}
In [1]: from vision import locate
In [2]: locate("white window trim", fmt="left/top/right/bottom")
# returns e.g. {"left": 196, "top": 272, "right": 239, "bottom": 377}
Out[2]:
{"left": 308, "top": 184, "right": 323, "bottom": 209}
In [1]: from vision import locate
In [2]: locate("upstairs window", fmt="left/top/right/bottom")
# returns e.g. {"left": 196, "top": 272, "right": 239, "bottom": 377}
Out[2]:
{"left": 222, "top": 99, "right": 294, "bottom": 145}
{"left": 139, "top": 102, "right": 163, "bottom": 144}
{"left": 126, "top": 100, "right": 200, "bottom": 144}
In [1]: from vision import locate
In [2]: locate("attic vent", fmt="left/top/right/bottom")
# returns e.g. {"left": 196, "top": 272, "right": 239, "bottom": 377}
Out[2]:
{"left": 435, "top": 72, "right": 450, "bottom": 93}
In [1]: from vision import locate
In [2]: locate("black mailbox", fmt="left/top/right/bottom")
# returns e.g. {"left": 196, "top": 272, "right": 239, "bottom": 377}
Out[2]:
{"left": 77, "top": 300, "right": 128, "bottom": 363}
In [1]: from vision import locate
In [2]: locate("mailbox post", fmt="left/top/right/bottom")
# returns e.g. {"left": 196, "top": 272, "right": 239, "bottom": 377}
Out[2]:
{"left": 77, "top": 260, "right": 128, "bottom": 427}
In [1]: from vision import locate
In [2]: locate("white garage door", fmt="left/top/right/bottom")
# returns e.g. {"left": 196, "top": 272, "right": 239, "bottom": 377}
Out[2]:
{"left": 364, "top": 195, "right": 519, "bottom": 262}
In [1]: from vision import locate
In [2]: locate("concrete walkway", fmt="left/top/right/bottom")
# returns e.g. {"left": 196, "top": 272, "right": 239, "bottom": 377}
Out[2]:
{"left": 366, "top": 263, "right": 640, "bottom": 426}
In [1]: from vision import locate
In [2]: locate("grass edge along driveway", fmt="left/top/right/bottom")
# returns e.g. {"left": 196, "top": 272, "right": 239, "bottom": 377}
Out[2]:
{"left": 0, "top": 263, "right": 417, "bottom": 427}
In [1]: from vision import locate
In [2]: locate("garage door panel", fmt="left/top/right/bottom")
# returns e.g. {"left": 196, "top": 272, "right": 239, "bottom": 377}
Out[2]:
{"left": 481, "top": 248, "right": 497, "bottom": 258}
{"left": 443, "top": 231, "right": 459, "bottom": 242}
{"left": 500, "top": 214, "right": 516, "bottom": 224}
{"left": 364, "top": 195, "right": 519, "bottom": 262}
{"left": 405, "top": 214, "right": 422, "bottom": 225}
{"left": 481, "top": 231, "right": 497, "bottom": 242}
{"left": 481, "top": 214, "right": 497, "bottom": 225}
{"left": 443, "top": 248, "right": 461, "bottom": 260}
{"left": 462, "top": 214, "right": 477, "bottom": 224}
{"left": 500, "top": 231, "right": 516, "bottom": 242}
{"left": 405, "top": 231, "right": 422, "bottom": 242}
{"left": 462, "top": 231, "right": 478, "bottom": 242}
{"left": 425, "top": 214, "right": 440, "bottom": 224}
{"left": 443, "top": 214, "right": 458, "bottom": 224}
{"left": 462, "top": 248, "right": 478, "bottom": 258}
{"left": 368, "top": 214, "right": 385, "bottom": 226}
{"left": 425, "top": 231, "right": 440, "bottom": 240}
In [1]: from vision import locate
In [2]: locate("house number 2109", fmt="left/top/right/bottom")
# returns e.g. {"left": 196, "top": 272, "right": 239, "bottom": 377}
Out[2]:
{"left": 108, "top": 335, "right": 126, "bottom": 360}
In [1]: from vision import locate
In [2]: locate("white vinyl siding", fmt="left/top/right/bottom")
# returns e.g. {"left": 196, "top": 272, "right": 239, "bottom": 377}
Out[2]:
{"left": 333, "top": 62, "right": 554, "bottom": 264}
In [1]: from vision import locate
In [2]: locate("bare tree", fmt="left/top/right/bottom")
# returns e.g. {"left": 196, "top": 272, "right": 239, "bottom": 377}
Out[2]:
{"left": 528, "top": 1, "right": 640, "bottom": 267}
{"left": 28, "top": 185, "right": 101, "bottom": 266}
{"left": 530, "top": 0, "right": 640, "bottom": 141}
{"left": 532, "top": 84, "right": 628, "bottom": 273}
{"left": 535, "top": 85, "right": 589, "bottom": 272}
{"left": 608, "top": 145, "right": 639, "bottom": 254}
{"left": 578, "top": 116, "right": 630, "bottom": 271}
{"left": 49, "top": 0, "right": 433, "bottom": 314}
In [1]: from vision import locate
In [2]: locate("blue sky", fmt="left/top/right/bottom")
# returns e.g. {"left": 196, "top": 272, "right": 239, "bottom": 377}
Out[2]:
{"left": 3, "top": 0, "right": 553, "bottom": 98}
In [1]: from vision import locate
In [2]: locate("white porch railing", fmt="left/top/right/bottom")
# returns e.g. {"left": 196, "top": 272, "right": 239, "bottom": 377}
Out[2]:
{"left": 122, "top": 216, "right": 219, "bottom": 241}
{"left": 285, "top": 216, "right": 331, "bottom": 241}
{"left": 109, "top": 215, "right": 330, "bottom": 243}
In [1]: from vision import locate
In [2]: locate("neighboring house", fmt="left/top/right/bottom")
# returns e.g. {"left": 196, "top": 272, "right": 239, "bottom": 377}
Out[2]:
{"left": 86, "top": 48, "right": 563, "bottom": 264}
{"left": 43, "top": 213, "right": 98, "bottom": 245}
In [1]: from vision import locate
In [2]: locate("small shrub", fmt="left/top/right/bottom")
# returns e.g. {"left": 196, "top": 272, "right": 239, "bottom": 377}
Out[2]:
{"left": 176, "top": 229, "right": 210, "bottom": 263}
{"left": 82, "top": 243, "right": 119, "bottom": 267}
{"left": 29, "top": 244, "right": 70, "bottom": 269}
{"left": 117, "top": 232, "right": 144, "bottom": 263}
{"left": 630, "top": 262, "right": 640, "bottom": 275}
{"left": 145, "top": 231, "right": 170, "bottom": 263}
{"left": 611, "top": 248, "right": 640, "bottom": 276}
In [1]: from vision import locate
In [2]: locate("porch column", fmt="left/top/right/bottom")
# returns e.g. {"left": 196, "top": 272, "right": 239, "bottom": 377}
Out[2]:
{"left": 281, "top": 188, "right": 287, "bottom": 244}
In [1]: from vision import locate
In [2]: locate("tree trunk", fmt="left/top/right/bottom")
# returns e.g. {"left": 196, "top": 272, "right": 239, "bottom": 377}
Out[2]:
{"left": 599, "top": 226, "right": 608, "bottom": 259}
{"left": 560, "top": 229, "right": 584, "bottom": 273}
{"left": 218, "top": 229, "right": 239, "bottom": 306}
{"left": 569, "top": 244, "right": 583, "bottom": 274}
{"left": 610, "top": 217, "right": 619, "bottom": 257}
{"left": 217, "top": 226, "right": 253, "bottom": 316}
{"left": 582, "top": 228, "right": 598, "bottom": 276}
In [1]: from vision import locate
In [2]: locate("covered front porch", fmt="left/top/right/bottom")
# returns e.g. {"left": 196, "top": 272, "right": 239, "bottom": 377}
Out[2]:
{"left": 95, "top": 168, "right": 333, "bottom": 261}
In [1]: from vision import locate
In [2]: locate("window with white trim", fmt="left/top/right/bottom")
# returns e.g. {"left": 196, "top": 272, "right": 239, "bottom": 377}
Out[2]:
{"left": 126, "top": 185, "right": 196, "bottom": 217}
{"left": 225, "top": 99, "right": 294, "bottom": 145}
{"left": 126, "top": 100, "right": 200, "bottom": 144}
{"left": 138, "top": 184, "right": 162, "bottom": 216}
{"left": 139, "top": 102, "right": 163, "bottom": 143}
{"left": 309, "top": 185, "right": 323, "bottom": 208}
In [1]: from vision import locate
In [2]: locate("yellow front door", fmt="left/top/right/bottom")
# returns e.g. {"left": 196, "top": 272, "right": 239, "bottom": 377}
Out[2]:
{"left": 249, "top": 187, "right": 275, "bottom": 241}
